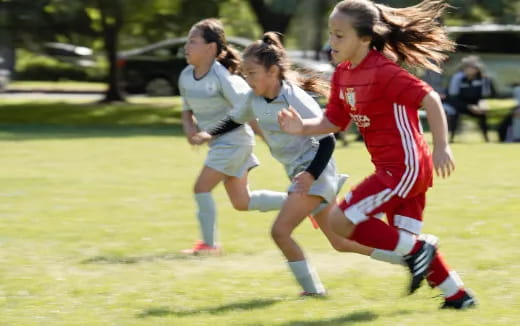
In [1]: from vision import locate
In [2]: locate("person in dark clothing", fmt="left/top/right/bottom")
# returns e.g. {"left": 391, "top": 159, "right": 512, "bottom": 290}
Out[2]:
{"left": 497, "top": 85, "right": 520, "bottom": 142}
{"left": 446, "top": 55, "right": 496, "bottom": 142}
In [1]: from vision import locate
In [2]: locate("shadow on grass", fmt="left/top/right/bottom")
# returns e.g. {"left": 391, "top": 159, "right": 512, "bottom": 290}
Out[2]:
{"left": 80, "top": 252, "right": 207, "bottom": 264}
{"left": 0, "top": 124, "right": 184, "bottom": 140}
{"left": 272, "top": 309, "right": 415, "bottom": 326}
{"left": 279, "top": 310, "right": 378, "bottom": 326}
{"left": 137, "top": 298, "right": 281, "bottom": 318}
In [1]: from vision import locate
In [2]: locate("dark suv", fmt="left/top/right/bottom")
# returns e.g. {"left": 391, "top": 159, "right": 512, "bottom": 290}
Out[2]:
{"left": 117, "top": 36, "right": 252, "bottom": 96}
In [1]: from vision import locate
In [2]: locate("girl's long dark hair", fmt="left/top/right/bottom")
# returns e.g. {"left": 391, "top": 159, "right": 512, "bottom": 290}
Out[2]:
{"left": 193, "top": 18, "right": 241, "bottom": 74}
{"left": 335, "top": 0, "right": 455, "bottom": 72}
{"left": 243, "top": 32, "right": 329, "bottom": 98}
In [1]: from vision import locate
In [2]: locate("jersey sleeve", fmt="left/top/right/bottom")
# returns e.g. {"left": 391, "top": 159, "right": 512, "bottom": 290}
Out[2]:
{"left": 215, "top": 65, "right": 251, "bottom": 108}
{"left": 178, "top": 72, "right": 192, "bottom": 112}
{"left": 381, "top": 64, "right": 432, "bottom": 109}
{"left": 324, "top": 67, "right": 351, "bottom": 130}
{"left": 285, "top": 83, "right": 323, "bottom": 119}
{"left": 228, "top": 91, "right": 255, "bottom": 124}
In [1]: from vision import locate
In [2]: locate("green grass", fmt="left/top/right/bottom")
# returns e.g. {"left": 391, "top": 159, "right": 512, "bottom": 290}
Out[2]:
{"left": 0, "top": 98, "right": 519, "bottom": 325}
{"left": 0, "top": 97, "right": 182, "bottom": 129}
{"left": 8, "top": 81, "right": 107, "bottom": 92}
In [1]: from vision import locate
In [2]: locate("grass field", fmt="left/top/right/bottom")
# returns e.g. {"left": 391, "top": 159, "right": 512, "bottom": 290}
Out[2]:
{"left": 7, "top": 81, "right": 106, "bottom": 92}
{"left": 0, "top": 98, "right": 519, "bottom": 325}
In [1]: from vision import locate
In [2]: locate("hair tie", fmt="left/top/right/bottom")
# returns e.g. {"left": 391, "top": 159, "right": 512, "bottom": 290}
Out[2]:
{"left": 262, "top": 36, "right": 273, "bottom": 45}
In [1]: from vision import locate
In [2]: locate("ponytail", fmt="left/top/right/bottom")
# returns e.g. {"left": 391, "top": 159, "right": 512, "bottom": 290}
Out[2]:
{"left": 244, "top": 32, "right": 330, "bottom": 98}
{"left": 193, "top": 18, "right": 242, "bottom": 75}
{"left": 217, "top": 45, "right": 241, "bottom": 74}
{"left": 262, "top": 31, "right": 284, "bottom": 49}
{"left": 296, "top": 73, "right": 330, "bottom": 100}
{"left": 335, "top": 0, "right": 455, "bottom": 72}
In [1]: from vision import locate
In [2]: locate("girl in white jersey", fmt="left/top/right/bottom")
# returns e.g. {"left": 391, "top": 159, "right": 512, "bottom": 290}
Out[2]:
{"left": 180, "top": 19, "right": 289, "bottom": 255}
{"left": 192, "top": 32, "right": 374, "bottom": 295}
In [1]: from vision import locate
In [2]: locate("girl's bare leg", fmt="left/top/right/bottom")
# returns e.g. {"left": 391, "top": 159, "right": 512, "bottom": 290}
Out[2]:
{"left": 271, "top": 192, "right": 325, "bottom": 294}
{"left": 313, "top": 202, "right": 373, "bottom": 256}
{"left": 271, "top": 193, "right": 322, "bottom": 260}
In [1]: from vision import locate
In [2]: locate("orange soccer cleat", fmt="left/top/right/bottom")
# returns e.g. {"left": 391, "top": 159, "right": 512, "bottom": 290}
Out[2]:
{"left": 181, "top": 240, "right": 221, "bottom": 255}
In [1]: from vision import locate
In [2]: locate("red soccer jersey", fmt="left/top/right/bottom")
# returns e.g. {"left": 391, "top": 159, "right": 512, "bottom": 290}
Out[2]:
{"left": 325, "top": 50, "right": 434, "bottom": 198}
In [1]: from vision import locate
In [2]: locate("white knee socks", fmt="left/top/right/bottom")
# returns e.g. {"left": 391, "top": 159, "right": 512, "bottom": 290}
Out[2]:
{"left": 248, "top": 190, "right": 287, "bottom": 212}
{"left": 370, "top": 249, "right": 405, "bottom": 265}
{"left": 288, "top": 260, "right": 325, "bottom": 294}
{"left": 195, "top": 192, "right": 216, "bottom": 247}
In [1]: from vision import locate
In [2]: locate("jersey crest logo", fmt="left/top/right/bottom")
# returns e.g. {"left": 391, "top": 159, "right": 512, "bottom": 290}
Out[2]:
{"left": 205, "top": 81, "right": 218, "bottom": 96}
{"left": 345, "top": 88, "right": 356, "bottom": 111}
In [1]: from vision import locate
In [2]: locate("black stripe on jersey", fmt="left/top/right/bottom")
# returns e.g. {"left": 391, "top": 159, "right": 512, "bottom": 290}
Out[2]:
{"left": 207, "top": 117, "right": 243, "bottom": 136}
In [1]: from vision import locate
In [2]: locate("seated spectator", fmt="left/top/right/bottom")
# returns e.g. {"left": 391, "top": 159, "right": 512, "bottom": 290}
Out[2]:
{"left": 446, "top": 55, "right": 496, "bottom": 142}
{"left": 422, "top": 68, "right": 457, "bottom": 117}
{"left": 497, "top": 85, "right": 520, "bottom": 142}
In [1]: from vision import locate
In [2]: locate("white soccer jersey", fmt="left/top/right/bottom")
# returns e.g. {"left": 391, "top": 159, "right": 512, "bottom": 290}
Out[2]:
{"left": 231, "top": 81, "right": 330, "bottom": 177}
{"left": 179, "top": 60, "right": 255, "bottom": 146}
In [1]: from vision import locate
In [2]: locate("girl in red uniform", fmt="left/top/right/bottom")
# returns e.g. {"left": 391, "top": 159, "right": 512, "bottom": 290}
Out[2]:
{"left": 279, "top": 0, "right": 476, "bottom": 309}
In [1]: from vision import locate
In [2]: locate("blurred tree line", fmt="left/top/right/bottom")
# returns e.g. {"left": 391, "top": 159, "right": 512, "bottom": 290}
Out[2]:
{"left": 0, "top": 0, "right": 519, "bottom": 101}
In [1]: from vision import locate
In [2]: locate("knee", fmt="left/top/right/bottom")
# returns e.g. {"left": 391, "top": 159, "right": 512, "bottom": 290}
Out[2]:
{"left": 193, "top": 183, "right": 204, "bottom": 193}
{"left": 328, "top": 237, "right": 355, "bottom": 253}
{"left": 194, "top": 182, "right": 210, "bottom": 193}
{"left": 271, "top": 224, "right": 290, "bottom": 243}
{"left": 331, "top": 241, "right": 350, "bottom": 253}
{"left": 231, "top": 199, "right": 249, "bottom": 211}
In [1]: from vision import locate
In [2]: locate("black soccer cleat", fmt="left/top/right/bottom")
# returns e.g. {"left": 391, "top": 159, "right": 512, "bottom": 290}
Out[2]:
{"left": 404, "top": 239, "right": 437, "bottom": 294}
{"left": 441, "top": 290, "right": 477, "bottom": 310}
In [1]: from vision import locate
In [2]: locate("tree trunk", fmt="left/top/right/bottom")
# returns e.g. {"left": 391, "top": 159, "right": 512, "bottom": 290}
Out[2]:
{"left": 312, "top": 0, "right": 328, "bottom": 60}
{"left": 98, "top": 0, "right": 125, "bottom": 102}
{"left": 247, "top": 0, "right": 294, "bottom": 35}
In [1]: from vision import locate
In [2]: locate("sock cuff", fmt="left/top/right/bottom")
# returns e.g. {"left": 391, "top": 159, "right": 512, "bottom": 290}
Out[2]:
{"left": 288, "top": 260, "right": 311, "bottom": 279}
{"left": 439, "top": 271, "right": 464, "bottom": 298}
{"left": 371, "top": 249, "right": 406, "bottom": 265}
{"left": 195, "top": 192, "right": 215, "bottom": 208}
{"left": 195, "top": 192, "right": 212, "bottom": 200}
{"left": 395, "top": 230, "right": 415, "bottom": 256}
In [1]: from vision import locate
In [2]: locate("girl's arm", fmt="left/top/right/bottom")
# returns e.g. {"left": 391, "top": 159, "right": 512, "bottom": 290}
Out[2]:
{"left": 247, "top": 119, "right": 265, "bottom": 141}
{"left": 292, "top": 135, "right": 335, "bottom": 194}
{"left": 278, "top": 107, "right": 341, "bottom": 135}
{"left": 422, "top": 91, "right": 455, "bottom": 178}
{"left": 191, "top": 116, "right": 246, "bottom": 145}
{"left": 181, "top": 110, "right": 199, "bottom": 145}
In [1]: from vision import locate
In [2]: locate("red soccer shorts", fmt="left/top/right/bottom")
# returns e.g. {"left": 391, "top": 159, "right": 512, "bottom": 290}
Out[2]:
{"left": 338, "top": 173, "right": 426, "bottom": 234}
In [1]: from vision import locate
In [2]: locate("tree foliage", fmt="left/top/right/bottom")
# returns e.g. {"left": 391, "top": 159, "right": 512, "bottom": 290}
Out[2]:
{"left": 3, "top": 0, "right": 520, "bottom": 101}
{"left": 380, "top": 0, "right": 520, "bottom": 24}
{"left": 246, "top": 0, "right": 297, "bottom": 35}
{"left": 4, "top": 0, "right": 221, "bottom": 101}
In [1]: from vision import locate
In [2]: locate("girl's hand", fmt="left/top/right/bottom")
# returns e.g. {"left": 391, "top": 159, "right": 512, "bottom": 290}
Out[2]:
{"left": 191, "top": 131, "right": 212, "bottom": 145}
{"left": 292, "top": 171, "right": 315, "bottom": 194}
{"left": 432, "top": 144, "right": 455, "bottom": 178}
{"left": 185, "top": 130, "right": 198, "bottom": 145}
{"left": 278, "top": 106, "right": 304, "bottom": 135}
